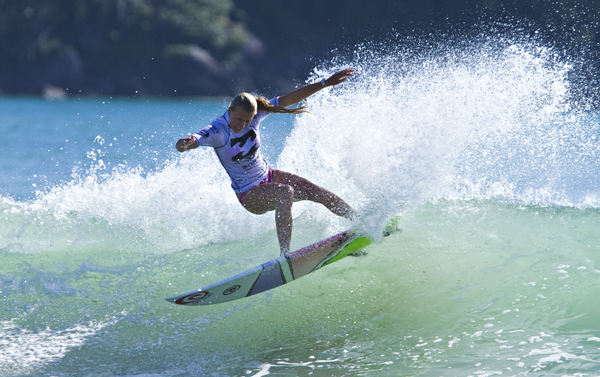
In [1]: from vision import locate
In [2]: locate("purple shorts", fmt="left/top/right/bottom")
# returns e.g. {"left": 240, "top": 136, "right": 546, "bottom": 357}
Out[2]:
{"left": 238, "top": 167, "right": 274, "bottom": 205}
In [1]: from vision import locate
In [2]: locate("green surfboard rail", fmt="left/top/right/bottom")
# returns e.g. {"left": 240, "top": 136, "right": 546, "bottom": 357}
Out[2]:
{"left": 326, "top": 216, "right": 401, "bottom": 265}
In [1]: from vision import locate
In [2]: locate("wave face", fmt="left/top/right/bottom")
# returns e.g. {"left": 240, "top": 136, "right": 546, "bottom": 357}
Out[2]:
{"left": 1, "top": 34, "right": 600, "bottom": 376}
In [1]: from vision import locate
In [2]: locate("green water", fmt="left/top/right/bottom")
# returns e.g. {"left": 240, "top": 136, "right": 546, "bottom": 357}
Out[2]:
{"left": 2, "top": 200, "right": 599, "bottom": 376}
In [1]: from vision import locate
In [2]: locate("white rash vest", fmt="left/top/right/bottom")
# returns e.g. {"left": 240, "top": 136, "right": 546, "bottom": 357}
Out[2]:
{"left": 192, "top": 98, "right": 277, "bottom": 193}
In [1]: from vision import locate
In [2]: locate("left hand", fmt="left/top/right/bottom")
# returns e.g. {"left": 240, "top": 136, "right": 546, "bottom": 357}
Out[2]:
{"left": 323, "top": 68, "right": 355, "bottom": 87}
{"left": 278, "top": 68, "right": 355, "bottom": 108}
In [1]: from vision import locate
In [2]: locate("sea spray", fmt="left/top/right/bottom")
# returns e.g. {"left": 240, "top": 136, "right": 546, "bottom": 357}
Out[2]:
{"left": 279, "top": 37, "right": 588, "bottom": 238}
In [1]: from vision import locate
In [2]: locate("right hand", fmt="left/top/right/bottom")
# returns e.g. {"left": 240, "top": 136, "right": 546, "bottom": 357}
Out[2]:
{"left": 176, "top": 135, "right": 196, "bottom": 152}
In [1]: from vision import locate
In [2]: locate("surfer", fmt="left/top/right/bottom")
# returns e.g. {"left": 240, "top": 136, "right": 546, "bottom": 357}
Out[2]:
{"left": 176, "top": 69, "right": 357, "bottom": 255}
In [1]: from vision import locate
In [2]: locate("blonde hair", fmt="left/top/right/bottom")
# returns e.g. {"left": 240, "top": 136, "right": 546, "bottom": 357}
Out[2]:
{"left": 229, "top": 92, "right": 308, "bottom": 115}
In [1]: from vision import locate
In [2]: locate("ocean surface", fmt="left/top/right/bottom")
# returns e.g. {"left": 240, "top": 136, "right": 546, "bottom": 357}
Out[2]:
{"left": 1, "top": 37, "right": 600, "bottom": 377}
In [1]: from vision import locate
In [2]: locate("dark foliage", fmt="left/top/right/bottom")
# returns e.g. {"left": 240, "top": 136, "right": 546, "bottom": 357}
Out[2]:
{"left": 0, "top": 0, "right": 598, "bottom": 103}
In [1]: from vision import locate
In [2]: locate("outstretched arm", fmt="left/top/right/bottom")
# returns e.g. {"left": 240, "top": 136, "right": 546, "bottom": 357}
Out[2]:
{"left": 277, "top": 69, "right": 354, "bottom": 108}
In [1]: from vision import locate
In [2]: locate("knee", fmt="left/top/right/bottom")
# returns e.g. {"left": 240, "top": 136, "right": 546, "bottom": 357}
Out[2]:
{"left": 276, "top": 184, "right": 294, "bottom": 205}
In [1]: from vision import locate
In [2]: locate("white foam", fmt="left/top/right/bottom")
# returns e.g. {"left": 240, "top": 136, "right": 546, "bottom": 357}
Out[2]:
{"left": 12, "top": 38, "right": 599, "bottom": 251}
{"left": 0, "top": 317, "right": 118, "bottom": 373}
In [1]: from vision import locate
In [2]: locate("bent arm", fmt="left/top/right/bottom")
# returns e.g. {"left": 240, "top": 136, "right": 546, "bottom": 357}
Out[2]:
{"left": 278, "top": 69, "right": 354, "bottom": 108}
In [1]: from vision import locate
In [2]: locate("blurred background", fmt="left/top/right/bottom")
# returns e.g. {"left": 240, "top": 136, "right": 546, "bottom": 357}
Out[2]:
{"left": 1, "top": 0, "right": 599, "bottom": 105}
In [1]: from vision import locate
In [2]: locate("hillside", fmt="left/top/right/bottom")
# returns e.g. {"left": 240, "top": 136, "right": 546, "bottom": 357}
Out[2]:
{"left": 0, "top": 0, "right": 598, "bottom": 103}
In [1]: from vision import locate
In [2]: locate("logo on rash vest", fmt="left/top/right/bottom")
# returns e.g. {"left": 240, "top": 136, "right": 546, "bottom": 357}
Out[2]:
{"left": 175, "top": 291, "right": 210, "bottom": 305}
{"left": 230, "top": 130, "right": 258, "bottom": 161}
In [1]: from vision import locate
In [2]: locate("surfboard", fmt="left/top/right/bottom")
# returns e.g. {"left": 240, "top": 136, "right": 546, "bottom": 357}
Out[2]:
{"left": 165, "top": 228, "right": 381, "bottom": 306}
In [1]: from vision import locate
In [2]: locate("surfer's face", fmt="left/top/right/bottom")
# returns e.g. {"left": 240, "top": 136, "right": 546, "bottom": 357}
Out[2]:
{"left": 228, "top": 108, "right": 256, "bottom": 133}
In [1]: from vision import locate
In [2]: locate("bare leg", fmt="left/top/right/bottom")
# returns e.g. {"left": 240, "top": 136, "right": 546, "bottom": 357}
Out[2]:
{"left": 241, "top": 182, "right": 295, "bottom": 255}
{"left": 240, "top": 169, "right": 356, "bottom": 255}
{"left": 272, "top": 170, "right": 357, "bottom": 220}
